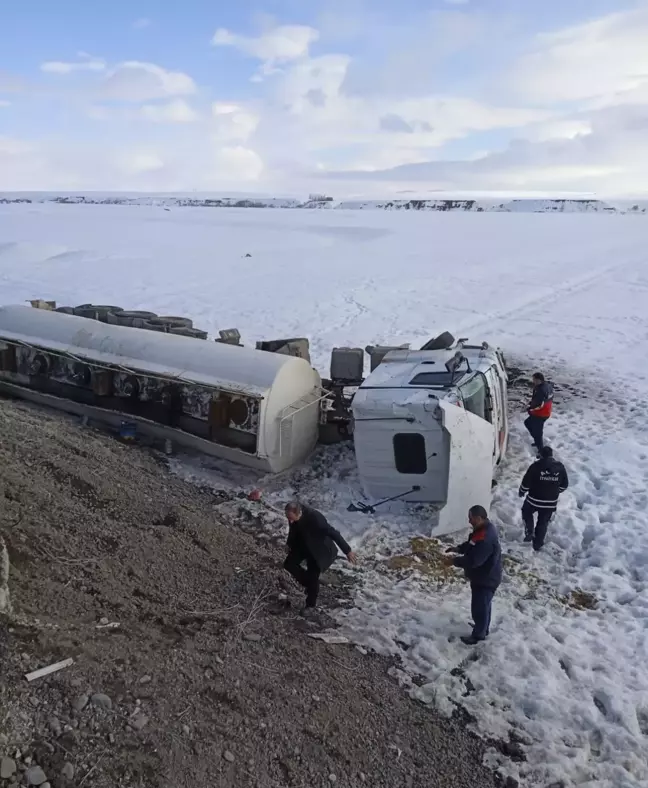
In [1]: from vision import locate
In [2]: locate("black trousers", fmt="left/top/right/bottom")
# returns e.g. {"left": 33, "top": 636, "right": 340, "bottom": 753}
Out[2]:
{"left": 522, "top": 501, "right": 554, "bottom": 550}
{"left": 471, "top": 585, "right": 495, "bottom": 641}
{"left": 524, "top": 415, "right": 548, "bottom": 450}
{"left": 284, "top": 548, "right": 321, "bottom": 607}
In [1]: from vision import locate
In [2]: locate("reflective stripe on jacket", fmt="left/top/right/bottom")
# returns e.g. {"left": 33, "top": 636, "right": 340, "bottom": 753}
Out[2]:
{"left": 519, "top": 457, "right": 569, "bottom": 511}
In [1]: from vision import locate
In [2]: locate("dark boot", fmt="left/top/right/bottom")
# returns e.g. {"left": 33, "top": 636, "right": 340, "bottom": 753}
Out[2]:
{"left": 522, "top": 501, "right": 536, "bottom": 543}
{"left": 460, "top": 635, "right": 483, "bottom": 645}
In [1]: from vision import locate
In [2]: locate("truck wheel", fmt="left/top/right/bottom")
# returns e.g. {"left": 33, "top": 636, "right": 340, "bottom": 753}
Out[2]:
{"left": 169, "top": 326, "right": 208, "bottom": 339}
{"left": 109, "top": 310, "right": 158, "bottom": 328}
{"left": 74, "top": 305, "right": 124, "bottom": 321}
{"left": 152, "top": 316, "right": 193, "bottom": 329}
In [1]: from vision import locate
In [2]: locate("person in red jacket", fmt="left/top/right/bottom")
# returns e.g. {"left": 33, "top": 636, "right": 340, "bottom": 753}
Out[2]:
{"left": 524, "top": 372, "right": 554, "bottom": 453}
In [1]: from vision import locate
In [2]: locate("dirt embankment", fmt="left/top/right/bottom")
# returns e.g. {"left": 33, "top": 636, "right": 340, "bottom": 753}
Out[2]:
{"left": 0, "top": 397, "right": 501, "bottom": 788}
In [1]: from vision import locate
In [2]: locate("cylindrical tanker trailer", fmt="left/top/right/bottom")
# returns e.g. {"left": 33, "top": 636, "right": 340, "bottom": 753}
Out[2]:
{"left": 0, "top": 305, "right": 325, "bottom": 473}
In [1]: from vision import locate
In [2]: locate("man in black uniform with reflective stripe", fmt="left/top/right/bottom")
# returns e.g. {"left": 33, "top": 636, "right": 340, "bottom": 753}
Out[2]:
{"left": 519, "top": 446, "right": 569, "bottom": 551}
{"left": 283, "top": 502, "right": 357, "bottom": 614}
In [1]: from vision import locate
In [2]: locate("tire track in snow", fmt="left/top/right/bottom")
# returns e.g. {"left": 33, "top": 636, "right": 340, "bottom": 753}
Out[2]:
{"left": 453, "top": 253, "right": 643, "bottom": 338}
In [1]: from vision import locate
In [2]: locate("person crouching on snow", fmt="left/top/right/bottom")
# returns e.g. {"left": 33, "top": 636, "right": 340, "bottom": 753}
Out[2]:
{"left": 443, "top": 505, "right": 503, "bottom": 645}
{"left": 283, "top": 502, "right": 357, "bottom": 615}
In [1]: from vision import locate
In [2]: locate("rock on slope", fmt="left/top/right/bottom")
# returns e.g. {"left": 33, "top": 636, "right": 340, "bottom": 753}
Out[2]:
{"left": 0, "top": 397, "right": 500, "bottom": 788}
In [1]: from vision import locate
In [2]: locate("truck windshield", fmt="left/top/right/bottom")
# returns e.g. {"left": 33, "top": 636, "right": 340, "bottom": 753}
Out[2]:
{"left": 408, "top": 371, "right": 456, "bottom": 386}
{"left": 459, "top": 374, "right": 487, "bottom": 420}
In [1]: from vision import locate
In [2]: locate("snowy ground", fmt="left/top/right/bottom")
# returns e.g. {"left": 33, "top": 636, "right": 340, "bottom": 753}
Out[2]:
{"left": 1, "top": 202, "right": 648, "bottom": 787}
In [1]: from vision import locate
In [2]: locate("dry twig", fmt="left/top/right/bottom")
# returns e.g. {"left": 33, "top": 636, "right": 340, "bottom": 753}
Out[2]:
{"left": 78, "top": 755, "right": 104, "bottom": 787}
{"left": 182, "top": 603, "right": 240, "bottom": 617}
{"left": 38, "top": 545, "right": 100, "bottom": 566}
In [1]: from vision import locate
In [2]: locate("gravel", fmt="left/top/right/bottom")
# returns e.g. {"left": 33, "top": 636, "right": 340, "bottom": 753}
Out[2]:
{"left": 90, "top": 693, "right": 113, "bottom": 711}
{"left": 72, "top": 694, "right": 89, "bottom": 712}
{"left": 47, "top": 717, "right": 62, "bottom": 737}
{"left": 0, "top": 398, "right": 500, "bottom": 788}
{"left": 130, "top": 713, "right": 149, "bottom": 731}
{"left": 61, "top": 761, "right": 75, "bottom": 780}
{"left": 0, "top": 757, "right": 16, "bottom": 779}
{"left": 25, "top": 765, "right": 48, "bottom": 785}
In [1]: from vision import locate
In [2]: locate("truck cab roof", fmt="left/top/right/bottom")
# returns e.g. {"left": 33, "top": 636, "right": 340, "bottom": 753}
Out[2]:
{"left": 358, "top": 346, "right": 499, "bottom": 392}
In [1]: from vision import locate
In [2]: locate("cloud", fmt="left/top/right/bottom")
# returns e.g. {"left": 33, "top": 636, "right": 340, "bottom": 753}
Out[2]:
{"left": 265, "top": 50, "right": 549, "bottom": 161}
{"left": 275, "top": 4, "right": 648, "bottom": 195}
{"left": 140, "top": 99, "right": 199, "bottom": 123}
{"left": 86, "top": 98, "right": 201, "bottom": 125}
{"left": 511, "top": 7, "right": 648, "bottom": 106}
{"left": 212, "top": 146, "right": 264, "bottom": 182}
{"left": 100, "top": 61, "right": 197, "bottom": 102}
{"left": 36, "top": 55, "right": 198, "bottom": 104}
{"left": 0, "top": 121, "right": 267, "bottom": 191}
{"left": 305, "top": 88, "right": 326, "bottom": 108}
{"left": 212, "top": 103, "right": 260, "bottom": 142}
{"left": 0, "top": 135, "right": 267, "bottom": 191}
{"left": 132, "top": 18, "right": 151, "bottom": 29}
{"left": 274, "top": 53, "right": 350, "bottom": 114}
{"left": 212, "top": 24, "right": 319, "bottom": 76}
{"left": 340, "top": 9, "right": 497, "bottom": 100}
{"left": 5, "top": 5, "right": 648, "bottom": 196}
{"left": 222, "top": 27, "right": 553, "bottom": 178}
{"left": 321, "top": 99, "right": 648, "bottom": 195}
{"left": 0, "top": 136, "right": 32, "bottom": 156}
{"left": 379, "top": 114, "right": 414, "bottom": 133}
{"left": 0, "top": 136, "right": 60, "bottom": 191}
{"left": 117, "top": 150, "right": 165, "bottom": 175}
{"left": 522, "top": 118, "right": 593, "bottom": 143}
{"left": 41, "top": 55, "right": 106, "bottom": 74}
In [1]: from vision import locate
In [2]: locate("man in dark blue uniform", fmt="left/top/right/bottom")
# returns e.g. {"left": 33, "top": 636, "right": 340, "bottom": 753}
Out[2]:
{"left": 519, "top": 446, "right": 569, "bottom": 551}
{"left": 444, "top": 505, "right": 503, "bottom": 645}
{"left": 284, "top": 502, "right": 357, "bottom": 613}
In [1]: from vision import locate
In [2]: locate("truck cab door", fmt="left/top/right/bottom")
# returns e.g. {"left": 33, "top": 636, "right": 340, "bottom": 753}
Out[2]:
{"left": 435, "top": 400, "right": 494, "bottom": 536}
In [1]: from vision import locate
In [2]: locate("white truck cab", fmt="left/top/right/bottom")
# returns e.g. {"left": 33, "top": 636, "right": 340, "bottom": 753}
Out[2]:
{"left": 351, "top": 339, "right": 508, "bottom": 535}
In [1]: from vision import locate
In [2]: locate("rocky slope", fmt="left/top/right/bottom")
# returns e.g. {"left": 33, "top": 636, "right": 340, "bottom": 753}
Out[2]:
{"left": 0, "top": 397, "right": 503, "bottom": 788}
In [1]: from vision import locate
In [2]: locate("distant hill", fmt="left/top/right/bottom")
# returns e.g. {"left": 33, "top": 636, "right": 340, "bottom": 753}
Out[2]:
{"left": 0, "top": 193, "right": 645, "bottom": 214}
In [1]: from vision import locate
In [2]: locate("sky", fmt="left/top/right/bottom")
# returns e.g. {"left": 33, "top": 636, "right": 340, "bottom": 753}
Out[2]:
{"left": 1, "top": 0, "right": 648, "bottom": 196}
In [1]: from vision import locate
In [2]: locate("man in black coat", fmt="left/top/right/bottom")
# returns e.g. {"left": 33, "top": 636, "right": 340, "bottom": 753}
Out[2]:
{"left": 283, "top": 502, "right": 357, "bottom": 612}
{"left": 444, "top": 505, "right": 503, "bottom": 645}
{"left": 519, "top": 446, "right": 569, "bottom": 551}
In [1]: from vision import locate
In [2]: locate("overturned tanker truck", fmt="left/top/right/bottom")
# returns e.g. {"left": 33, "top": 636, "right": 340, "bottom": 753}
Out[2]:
{"left": 0, "top": 302, "right": 508, "bottom": 534}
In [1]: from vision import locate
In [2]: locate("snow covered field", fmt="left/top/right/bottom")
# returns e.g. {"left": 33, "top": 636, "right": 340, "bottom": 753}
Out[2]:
{"left": 1, "top": 202, "right": 648, "bottom": 787}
